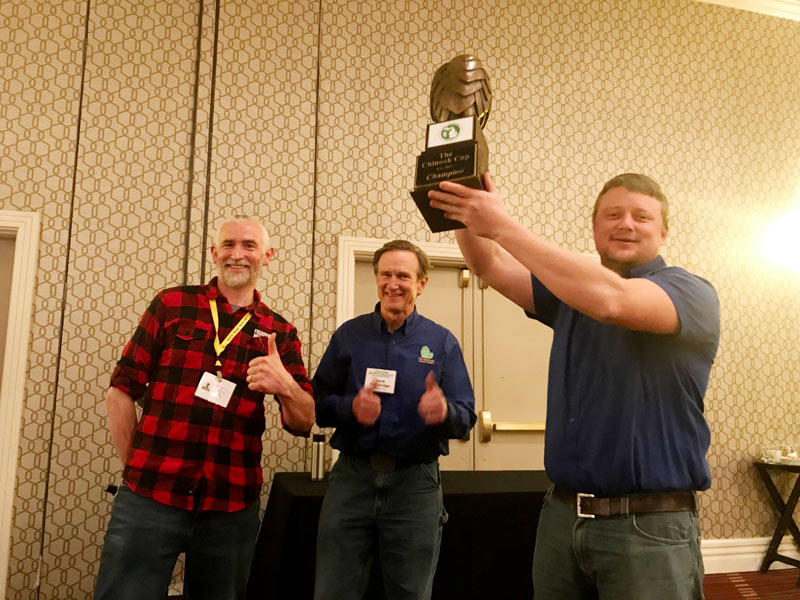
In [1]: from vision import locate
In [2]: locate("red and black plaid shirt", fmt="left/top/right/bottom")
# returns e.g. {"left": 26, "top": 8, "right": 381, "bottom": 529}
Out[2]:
{"left": 110, "top": 277, "right": 313, "bottom": 512}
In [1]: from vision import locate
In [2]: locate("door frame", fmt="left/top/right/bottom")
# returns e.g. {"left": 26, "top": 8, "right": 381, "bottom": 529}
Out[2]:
{"left": 336, "top": 236, "right": 465, "bottom": 327}
{"left": 0, "top": 210, "right": 41, "bottom": 596}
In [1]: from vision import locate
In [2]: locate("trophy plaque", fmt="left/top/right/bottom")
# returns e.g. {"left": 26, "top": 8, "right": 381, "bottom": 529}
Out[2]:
{"left": 411, "top": 54, "right": 492, "bottom": 232}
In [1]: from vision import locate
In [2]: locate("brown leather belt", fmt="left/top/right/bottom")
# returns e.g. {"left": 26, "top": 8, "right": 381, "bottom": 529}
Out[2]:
{"left": 351, "top": 450, "right": 421, "bottom": 472}
{"left": 553, "top": 485, "right": 696, "bottom": 518}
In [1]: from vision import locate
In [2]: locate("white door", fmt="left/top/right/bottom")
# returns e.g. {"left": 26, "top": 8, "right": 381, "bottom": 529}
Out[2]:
{"left": 472, "top": 282, "right": 551, "bottom": 470}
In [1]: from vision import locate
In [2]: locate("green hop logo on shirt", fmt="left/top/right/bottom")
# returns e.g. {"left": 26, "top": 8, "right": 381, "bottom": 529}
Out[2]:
{"left": 420, "top": 346, "right": 434, "bottom": 360}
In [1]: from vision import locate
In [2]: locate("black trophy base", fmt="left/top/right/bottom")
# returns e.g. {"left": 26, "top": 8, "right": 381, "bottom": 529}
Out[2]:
{"left": 410, "top": 175, "right": 484, "bottom": 233}
{"left": 411, "top": 134, "right": 487, "bottom": 233}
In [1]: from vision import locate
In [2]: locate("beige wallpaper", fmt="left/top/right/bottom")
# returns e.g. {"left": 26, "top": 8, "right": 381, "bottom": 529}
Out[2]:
{"left": 210, "top": 0, "right": 319, "bottom": 475}
{"left": 2, "top": 0, "right": 799, "bottom": 597}
{"left": 1, "top": 0, "right": 86, "bottom": 595}
{"left": 41, "top": 2, "right": 200, "bottom": 596}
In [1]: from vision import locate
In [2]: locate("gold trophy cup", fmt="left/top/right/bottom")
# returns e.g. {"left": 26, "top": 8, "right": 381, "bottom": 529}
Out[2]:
{"left": 411, "top": 54, "right": 492, "bottom": 232}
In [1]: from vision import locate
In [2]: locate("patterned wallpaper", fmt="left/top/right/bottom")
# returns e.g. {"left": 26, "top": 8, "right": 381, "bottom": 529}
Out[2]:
{"left": 1, "top": 0, "right": 86, "bottom": 596}
{"left": 1, "top": 0, "right": 799, "bottom": 596}
{"left": 42, "top": 1, "right": 200, "bottom": 595}
{"left": 209, "top": 0, "right": 319, "bottom": 479}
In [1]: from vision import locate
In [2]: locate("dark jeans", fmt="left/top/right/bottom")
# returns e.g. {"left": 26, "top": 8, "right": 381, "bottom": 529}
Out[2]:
{"left": 314, "top": 455, "right": 448, "bottom": 600}
{"left": 93, "top": 483, "right": 260, "bottom": 600}
{"left": 532, "top": 487, "right": 704, "bottom": 600}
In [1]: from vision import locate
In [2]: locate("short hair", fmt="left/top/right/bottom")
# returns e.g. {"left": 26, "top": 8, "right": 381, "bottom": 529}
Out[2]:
{"left": 372, "top": 240, "right": 432, "bottom": 280}
{"left": 592, "top": 173, "right": 669, "bottom": 229}
{"left": 217, "top": 215, "right": 270, "bottom": 248}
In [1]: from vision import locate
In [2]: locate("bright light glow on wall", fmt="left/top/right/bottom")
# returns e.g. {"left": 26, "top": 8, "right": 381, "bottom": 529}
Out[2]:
{"left": 758, "top": 203, "right": 800, "bottom": 272}
{"left": 694, "top": 1, "right": 800, "bottom": 22}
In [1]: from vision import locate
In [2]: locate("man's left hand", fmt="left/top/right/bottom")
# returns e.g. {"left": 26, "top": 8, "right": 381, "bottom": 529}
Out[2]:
{"left": 418, "top": 371, "right": 448, "bottom": 425}
{"left": 247, "top": 333, "right": 291, "bottom": 395}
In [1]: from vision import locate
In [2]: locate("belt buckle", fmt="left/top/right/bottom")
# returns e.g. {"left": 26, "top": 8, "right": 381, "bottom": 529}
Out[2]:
{"left": 369, "top": 452, "right": 395, "bottom": 472}
{"left": 576, "top": 492, "right": 595, "bottom": 519}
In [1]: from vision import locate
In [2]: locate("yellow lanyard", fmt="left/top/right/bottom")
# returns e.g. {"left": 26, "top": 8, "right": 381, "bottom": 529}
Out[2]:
{"left": 209, "top": 299, "right": 252, "bottom": 370}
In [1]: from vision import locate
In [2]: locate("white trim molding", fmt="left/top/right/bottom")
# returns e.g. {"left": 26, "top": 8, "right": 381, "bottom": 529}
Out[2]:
{"left": 702, "top": 536, "right": 800, "bottom": 573}
{"left": 0, "top": 210, "right": 41, "bottom": 599}
{"left": 695, "top": 0, "right": 800, "bottom": 21}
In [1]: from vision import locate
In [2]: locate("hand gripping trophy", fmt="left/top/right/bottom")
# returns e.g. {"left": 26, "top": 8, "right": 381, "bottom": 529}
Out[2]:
{"left": 411, "top": 54, "right": 492, "bottom": 232}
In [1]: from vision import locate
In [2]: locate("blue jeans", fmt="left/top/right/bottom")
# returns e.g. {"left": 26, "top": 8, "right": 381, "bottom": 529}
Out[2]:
{"left": 314, "top": 455, "right": 448, "bottom": 600}
{"left": 532, "top": 487, "right": 704, "bottom": 600}
{"left": 93, "top": 483, "right": 260, "bottom": 600}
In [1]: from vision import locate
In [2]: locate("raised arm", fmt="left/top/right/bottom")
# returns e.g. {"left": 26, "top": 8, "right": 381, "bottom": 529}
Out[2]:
{"left": 454, "top": 227, "right": 535, "bottom": 313}
{"left": 429, "top": 173, "right": 679, "bottom": 334}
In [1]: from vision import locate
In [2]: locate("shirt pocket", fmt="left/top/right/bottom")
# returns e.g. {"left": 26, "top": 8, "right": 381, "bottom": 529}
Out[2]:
{"left": 174, "top": 321, "right": 212, "bottom": 343}
{"left": 164, "top": 320, "right": 213, "bottom": 369}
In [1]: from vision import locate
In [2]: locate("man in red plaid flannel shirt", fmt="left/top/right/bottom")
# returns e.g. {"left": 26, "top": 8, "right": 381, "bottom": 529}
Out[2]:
{"left": 94, "top": 217, "right": 315, "bottom": 600}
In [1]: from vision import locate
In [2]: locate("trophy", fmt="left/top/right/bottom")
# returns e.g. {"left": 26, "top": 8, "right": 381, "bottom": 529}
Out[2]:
{"left": 411, "top": 54, "right": 492, "bottom": 232}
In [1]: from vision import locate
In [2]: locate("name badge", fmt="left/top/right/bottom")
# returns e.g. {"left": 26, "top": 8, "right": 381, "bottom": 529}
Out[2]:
{"left": 195, "top": 372, "right": 236, "bottom": 408}
{"left": 365, "top": 368, "right": 397, "bottom": 394}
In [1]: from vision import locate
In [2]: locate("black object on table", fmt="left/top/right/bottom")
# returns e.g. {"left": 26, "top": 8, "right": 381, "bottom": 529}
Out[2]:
{"left": 753, "top": 459, "right": 800, "bottom": 581}
{"left": 247, "top": 470, "right": 550, "bottom": 599}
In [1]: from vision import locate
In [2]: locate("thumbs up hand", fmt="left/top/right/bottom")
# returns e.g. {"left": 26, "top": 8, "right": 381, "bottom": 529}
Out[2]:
{"left": 247, "top": 333, "right": 293, "bottom": 395}
{"left": 418, "top": 371, "right": 448, "bottom": 425}
{"left": 352, "top": 380, "right": 381, "bottom": 426}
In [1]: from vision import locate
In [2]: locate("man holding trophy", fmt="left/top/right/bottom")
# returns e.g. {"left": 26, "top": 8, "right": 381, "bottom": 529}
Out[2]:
{"left": 421, "top": 55, "right": 719, "bottom": 599}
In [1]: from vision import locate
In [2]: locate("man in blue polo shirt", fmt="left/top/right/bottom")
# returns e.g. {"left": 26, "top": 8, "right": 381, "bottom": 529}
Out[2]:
{"left": 313, "top": 239, "right": 476, "bottom": 600}
{"left": 429, "top": 173, "right": 719, "bottom": 599}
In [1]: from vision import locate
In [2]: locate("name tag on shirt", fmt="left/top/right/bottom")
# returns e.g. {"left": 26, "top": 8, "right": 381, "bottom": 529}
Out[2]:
{"left": 365, "top": 368, "right": 396, "bottom": 394}
{"left": 195, "top": 372, "right": 236, "bottom": 408}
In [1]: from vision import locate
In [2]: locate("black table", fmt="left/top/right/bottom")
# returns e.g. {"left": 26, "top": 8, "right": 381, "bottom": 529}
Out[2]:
{"left": 753, "top": 460, "right": 800, "bottom": 577}
{"left": 247, "top": 470, "right": 550, "bottom": 599}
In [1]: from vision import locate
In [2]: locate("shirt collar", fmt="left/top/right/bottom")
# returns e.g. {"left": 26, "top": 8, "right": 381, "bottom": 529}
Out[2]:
{"left": 370, "top": 302, "right": 419, "bottom": 335}
{"left": 207, "top": 276, "right": 267, "bottom": 316}
{"left": 622, "top": 255, "right": 666, "bottom": 279}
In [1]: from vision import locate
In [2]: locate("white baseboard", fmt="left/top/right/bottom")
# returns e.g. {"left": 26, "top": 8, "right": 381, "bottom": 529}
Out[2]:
{"left": 702, "top": 536, "right": 800, "bottom": 574}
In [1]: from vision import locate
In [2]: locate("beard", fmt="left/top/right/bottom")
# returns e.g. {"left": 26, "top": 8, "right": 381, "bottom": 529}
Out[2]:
{"left": 218, "top": 261, "right": 260, "bottom": 289}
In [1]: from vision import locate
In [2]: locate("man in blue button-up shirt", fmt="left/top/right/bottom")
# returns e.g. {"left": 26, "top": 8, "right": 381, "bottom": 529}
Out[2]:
{"left": 430, "top": 173, "right": 719, "bottom": 600}
{"left": 313, "top": 240, "right": 476, "bottom": 600}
